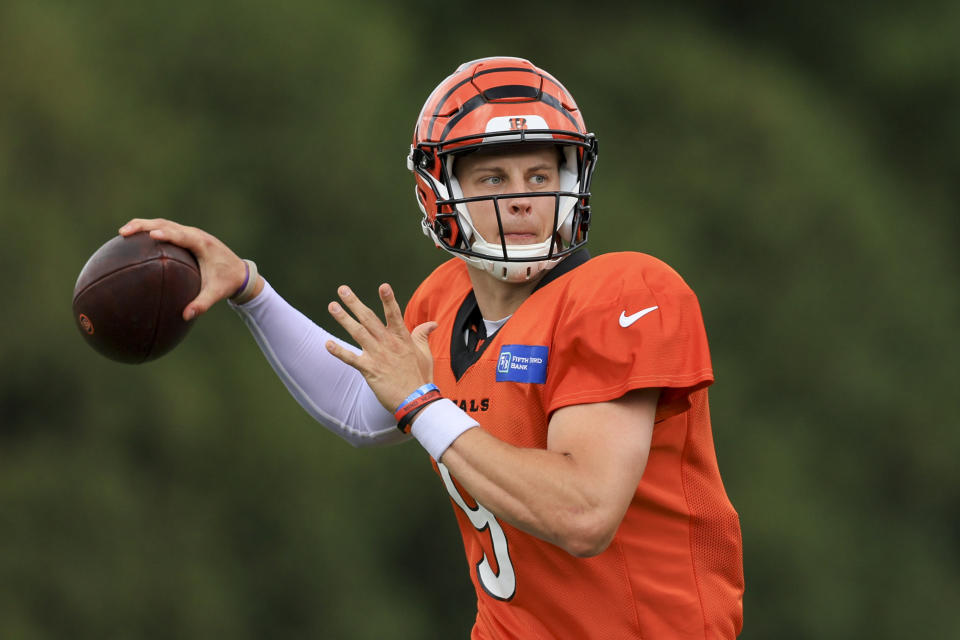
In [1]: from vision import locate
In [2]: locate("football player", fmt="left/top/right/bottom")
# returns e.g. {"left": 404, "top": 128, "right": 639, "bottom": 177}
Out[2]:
{"left": 120, "top": 57, "right": 744, "bottom": 639}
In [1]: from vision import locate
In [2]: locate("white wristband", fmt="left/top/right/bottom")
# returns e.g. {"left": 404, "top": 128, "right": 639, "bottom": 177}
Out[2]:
{"left": 230, "top": 259, "right": 259, "bottom": 304}
{"left": 409, "top": 398, "right": 479, "bottom": 461}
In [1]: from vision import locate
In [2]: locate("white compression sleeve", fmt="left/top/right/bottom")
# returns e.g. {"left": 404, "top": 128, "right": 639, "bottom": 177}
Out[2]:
{"left": 229, "top": 280, "right": 407, "bottom": 447}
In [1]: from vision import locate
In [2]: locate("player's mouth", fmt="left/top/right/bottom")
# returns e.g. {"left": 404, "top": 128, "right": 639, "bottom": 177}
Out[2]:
{"left": 501, "top": 232, "right": 540, "bottom": 245}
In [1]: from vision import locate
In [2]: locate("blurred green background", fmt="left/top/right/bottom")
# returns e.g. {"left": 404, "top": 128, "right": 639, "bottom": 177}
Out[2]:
{"left": 2, "top": 1, "right": 958, "bottom": 637}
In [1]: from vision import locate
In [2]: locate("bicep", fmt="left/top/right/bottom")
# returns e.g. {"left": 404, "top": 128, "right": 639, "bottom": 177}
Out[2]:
{"left": 547, "top": 388, "right": 659, "bottom": 508}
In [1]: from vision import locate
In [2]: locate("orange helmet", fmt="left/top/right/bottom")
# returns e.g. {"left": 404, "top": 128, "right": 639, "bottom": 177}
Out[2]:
{"left": 407, "top": 57, "right": 598, "bottom": 282}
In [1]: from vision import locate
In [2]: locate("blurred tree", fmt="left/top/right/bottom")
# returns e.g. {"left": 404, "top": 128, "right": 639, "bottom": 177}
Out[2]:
{"left": 1, "top": 1, "right": 957, "bottom": 638}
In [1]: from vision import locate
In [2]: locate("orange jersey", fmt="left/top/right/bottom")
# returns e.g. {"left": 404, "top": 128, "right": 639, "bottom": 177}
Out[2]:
{"left": 405, "top": 252, "right": 744, "bottom": 639}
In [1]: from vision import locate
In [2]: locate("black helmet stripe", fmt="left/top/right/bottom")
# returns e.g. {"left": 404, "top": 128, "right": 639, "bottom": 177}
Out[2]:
{"left": 482, "top": 84, "right": 540, "bottom": 100}
{"left": 427, "top": 66, "right": 576, "bottom": 140}
{"left": 472, "top": 65, "right": 570, "bottom": 95}
{"left": 430, "top": 67, "right": 536, "bottom": 117}
{"left": 438, "top": 88, "right": 582, "bottom": 142}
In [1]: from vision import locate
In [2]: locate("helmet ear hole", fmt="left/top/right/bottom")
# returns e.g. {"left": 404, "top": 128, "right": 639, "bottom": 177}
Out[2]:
{"left": 410, "top": 147, "right": 434, "bottom": 170}
{"left": 434, "top": 218, "right": 452, "bottom": 241}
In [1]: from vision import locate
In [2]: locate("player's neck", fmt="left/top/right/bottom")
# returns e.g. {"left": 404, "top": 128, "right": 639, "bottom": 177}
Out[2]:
{"left": 467, "top": 266, "right": 543, "bottom": 321}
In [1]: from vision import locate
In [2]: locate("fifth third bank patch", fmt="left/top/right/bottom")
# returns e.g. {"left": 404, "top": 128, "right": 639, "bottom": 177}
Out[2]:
{"left": 496, "top": 345, "right": 549, "bottom": 384}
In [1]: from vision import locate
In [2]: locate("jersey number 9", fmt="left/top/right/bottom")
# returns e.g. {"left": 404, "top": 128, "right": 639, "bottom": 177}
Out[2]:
{"left": 438, "top": 462, "right": 516, "bottom": 601}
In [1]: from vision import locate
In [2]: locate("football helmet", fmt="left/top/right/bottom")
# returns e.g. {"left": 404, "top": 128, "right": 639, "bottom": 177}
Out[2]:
{"left": 407, "top": 57, "right": 598, "bottom": 282}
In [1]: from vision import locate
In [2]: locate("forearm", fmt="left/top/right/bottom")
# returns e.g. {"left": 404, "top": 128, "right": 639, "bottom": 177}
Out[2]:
{"left": 230, "top": 279, "right": 405, "bottom": 447}
{"left": 432, "top": 389, "right": 658, "bottom": 557}
{"left": 439, "top": 428, "right": 613, "bottom": 557}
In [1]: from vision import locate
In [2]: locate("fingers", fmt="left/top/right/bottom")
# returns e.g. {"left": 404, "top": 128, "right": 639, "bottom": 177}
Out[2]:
{"left": 379, "top": 283, "right": 407, "bottom": 332}
{"left": 119, "top": 219, "right": 198, "bottom": 258}
{"left": 327, "top": 286, "right": 436, "bottom": 411}
{"left": 119, "top": 218, "right": 208, "bottom": 257}
{"left": 328, "top": 283, "right": 416, "bottom": 355}
{"left": 118, "top": 218, "right": 179, "bottom": 239}
{"left": 143, "top": 220, "right": 198, "bottom": 251}
{"left": 145, "top": 223, "right": 189, "bottom": 246}
{"left": 328, "top": 298, "right": 373, "bottom": 348}
{"left": 335, "top": 285, "right": 387, "bottom": 339}
{"left": 325, "top": 338, "right": 361, "bottom": 368}
{"left": 118, "top": 218, "right": 149, "bottom": 237}
{"left": 119, "top": 219, "right": 253, "bottom": 319}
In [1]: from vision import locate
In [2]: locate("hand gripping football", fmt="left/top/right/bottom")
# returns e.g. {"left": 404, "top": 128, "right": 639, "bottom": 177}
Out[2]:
{"left": 72, "top": 232, "right": 201, "bottom": 363}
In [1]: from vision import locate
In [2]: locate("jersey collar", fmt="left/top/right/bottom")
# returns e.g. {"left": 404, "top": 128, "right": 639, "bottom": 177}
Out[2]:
{"left": 449, "top": 249, "right": 591, "bottom": 380}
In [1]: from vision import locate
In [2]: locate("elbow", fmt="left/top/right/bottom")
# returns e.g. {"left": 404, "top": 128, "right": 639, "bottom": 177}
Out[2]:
{"left": 348, "top": 437, "right": 379, "bottom": 449}
{"left": 563, "top": 534, "right": 615, "bottom": 559}
{"left": 346, "top": 430, "right": 409, "bottom": 449}
{"left": 555, "top": 515, "right": 619, "bottom": 558}
{"left": 320, "top": 418, "right": 409, "bottom": 449}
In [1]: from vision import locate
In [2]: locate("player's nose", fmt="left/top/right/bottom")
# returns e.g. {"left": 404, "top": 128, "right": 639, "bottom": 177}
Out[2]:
{"left": 504, "top": 194, "right": 533, "bottom": 215}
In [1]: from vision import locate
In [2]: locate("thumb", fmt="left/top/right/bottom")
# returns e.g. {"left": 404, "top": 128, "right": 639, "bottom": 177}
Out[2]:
{"left": 411, "top": 321, "right": 439, "bottom": 345}
{"left": 183, "top": 287, "right": 221, "bottom": 321}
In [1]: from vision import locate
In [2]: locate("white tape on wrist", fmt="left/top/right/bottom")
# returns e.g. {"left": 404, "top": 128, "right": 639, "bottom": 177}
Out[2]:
{"left": 409, "top": 398, "right": 479, "bottom": 461}
{"left": 230, "top": 259, "right": 259, "bottom": 304}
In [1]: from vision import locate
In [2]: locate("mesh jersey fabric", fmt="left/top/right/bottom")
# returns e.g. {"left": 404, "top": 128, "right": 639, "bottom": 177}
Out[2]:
{"left": 404, "top": 253, "right": 744, "bottom": 639}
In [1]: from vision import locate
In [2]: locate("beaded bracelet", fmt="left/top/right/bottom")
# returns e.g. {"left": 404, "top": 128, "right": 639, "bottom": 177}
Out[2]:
{"left": 394, "top": 389, "right": 444, "bottom": 434}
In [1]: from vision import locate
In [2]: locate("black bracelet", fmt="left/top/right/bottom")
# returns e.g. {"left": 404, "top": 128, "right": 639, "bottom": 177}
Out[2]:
{"left": 396, "top": 393, "right": 443, "bottom": 434}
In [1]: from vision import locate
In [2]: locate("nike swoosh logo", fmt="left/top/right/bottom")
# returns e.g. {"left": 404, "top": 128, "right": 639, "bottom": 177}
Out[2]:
{"left": 619, "top": 306, "right": 659, "bottom": 327}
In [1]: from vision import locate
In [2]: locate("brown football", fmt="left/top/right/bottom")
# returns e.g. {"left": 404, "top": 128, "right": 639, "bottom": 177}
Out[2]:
{"left": 72, "top": 232, "right": 201, "bottom": 363}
